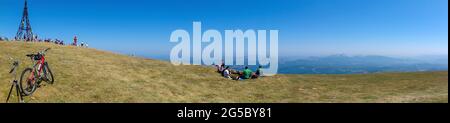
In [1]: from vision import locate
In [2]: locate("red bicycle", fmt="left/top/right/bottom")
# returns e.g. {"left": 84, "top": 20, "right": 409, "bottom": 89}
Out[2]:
{"left": 19, "top": 48, "right": 54, "bottom": 96}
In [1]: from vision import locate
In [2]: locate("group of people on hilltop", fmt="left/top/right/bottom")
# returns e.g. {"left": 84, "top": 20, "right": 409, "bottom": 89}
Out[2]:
{"left": 43, "top": 38, "right": 65, "bottom": 45}
{"left": 0, "top": 36, "right": 9, "bottom": 41}
{"left": 1, "top": 35, "right": 90, "bottom": 48}
{"left": 0, "top": 36, "right": 65, "bottom": 46}
{"left": 215, "top": 62, "right": 263, "bottom": 81}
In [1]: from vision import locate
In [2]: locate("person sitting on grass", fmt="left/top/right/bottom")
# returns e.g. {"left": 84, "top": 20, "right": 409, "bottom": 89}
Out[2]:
{"left": 223, "top": 66, "right": 232, "bottom": 80}
{"left": 255, "top": 66, "right": 262, "bottom": 77}
{"left": 250, "top": 66, "right": 261, "bottom": 79}
{"left": 236, "top": 66, "right": 253, "bottom": 80}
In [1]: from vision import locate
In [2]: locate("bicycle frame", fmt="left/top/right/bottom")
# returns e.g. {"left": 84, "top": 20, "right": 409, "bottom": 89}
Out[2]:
{"left": 28, "top": 54, "right": 46, "bottom": 85}
{"left": 36, "top": 55, "right": 46, "bottom": 76}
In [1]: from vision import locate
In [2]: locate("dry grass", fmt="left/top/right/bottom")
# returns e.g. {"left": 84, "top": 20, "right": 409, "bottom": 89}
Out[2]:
{"left": 0, "top": 41, "right": 448, "bottom": 103}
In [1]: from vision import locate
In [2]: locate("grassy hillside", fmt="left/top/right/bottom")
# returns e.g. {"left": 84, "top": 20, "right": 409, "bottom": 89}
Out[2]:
{"left": 0, "top": 41, "right": 448, "bottom": 103}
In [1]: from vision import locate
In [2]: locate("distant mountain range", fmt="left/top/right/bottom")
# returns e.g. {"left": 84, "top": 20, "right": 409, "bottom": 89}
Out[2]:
{"left": 279, "top": 54, "right": 448, "bottom": 74}
{"left": 141, "top": 53, "right": 448, "bottom": 74}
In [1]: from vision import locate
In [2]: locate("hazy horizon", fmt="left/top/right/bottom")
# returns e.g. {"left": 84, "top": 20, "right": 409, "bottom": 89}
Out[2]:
{"left": 136, "top": 52, "right": 448, "bottom": 63}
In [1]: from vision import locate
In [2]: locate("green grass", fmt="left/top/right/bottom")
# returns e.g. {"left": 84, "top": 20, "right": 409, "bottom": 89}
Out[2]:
{"left": 0, "top": 41, "right": 448, "bottom": 103}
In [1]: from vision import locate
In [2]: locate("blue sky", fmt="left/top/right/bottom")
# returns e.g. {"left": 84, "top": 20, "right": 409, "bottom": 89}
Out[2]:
{"left": 0, "top": 0, "right": 448, "bottom": 58}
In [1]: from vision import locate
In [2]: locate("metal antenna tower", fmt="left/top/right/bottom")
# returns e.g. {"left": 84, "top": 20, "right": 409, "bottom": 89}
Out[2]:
{"left": 15, "top": 0, "right": 35, "bottom": 41}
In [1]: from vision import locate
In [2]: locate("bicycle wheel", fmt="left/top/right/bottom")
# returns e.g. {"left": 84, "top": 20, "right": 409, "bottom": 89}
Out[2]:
{"left": 19, "top": 68, "right": 37, "bottom": 96}
{"left": 43, "top": 62, "right": 54, "bottom": 84}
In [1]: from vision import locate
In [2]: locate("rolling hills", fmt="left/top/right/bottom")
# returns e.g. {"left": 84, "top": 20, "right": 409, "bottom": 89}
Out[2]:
{"left": 0, "top": 41, "right": 448, "bottom": 103}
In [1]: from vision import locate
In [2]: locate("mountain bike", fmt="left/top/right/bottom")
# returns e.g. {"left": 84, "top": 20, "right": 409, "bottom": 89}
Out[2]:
{"left": 19, "top": 48, "right": 54, "bottom": 96}
{"left": 5, "top": 58, "right": 25, "bottom": 103}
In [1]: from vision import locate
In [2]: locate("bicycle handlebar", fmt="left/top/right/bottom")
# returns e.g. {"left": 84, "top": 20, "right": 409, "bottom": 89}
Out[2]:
{"left": 26, "top": 48, "right": 51, "bottom": 59}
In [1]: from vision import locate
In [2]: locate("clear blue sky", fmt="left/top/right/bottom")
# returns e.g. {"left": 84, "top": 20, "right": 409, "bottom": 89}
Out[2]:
{"left": 0, "top": 0, "right": 448, "bottom": 58}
